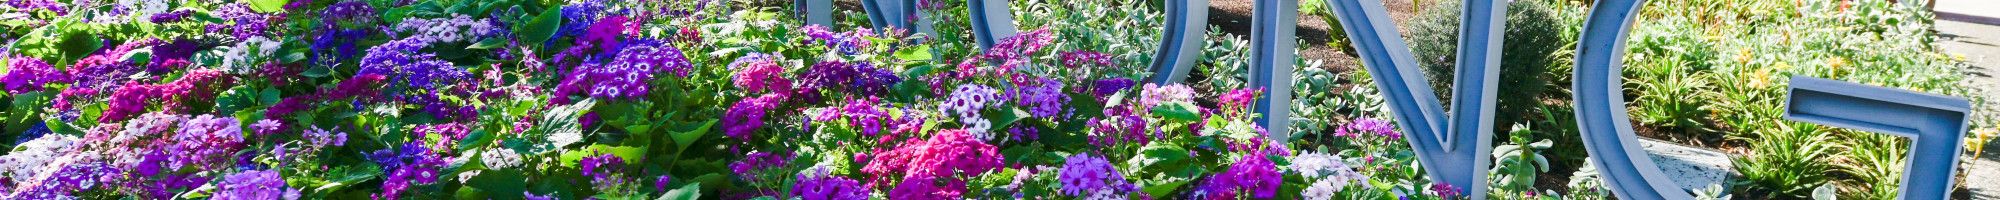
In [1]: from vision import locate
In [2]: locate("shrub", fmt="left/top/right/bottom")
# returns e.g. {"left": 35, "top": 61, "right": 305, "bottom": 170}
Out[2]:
{"left": 1406, "top": 0, "right": 1566, "bottom": 131}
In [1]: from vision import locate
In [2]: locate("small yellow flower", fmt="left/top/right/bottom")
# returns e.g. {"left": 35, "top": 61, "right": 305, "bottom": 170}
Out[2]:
{"left": 1748, "top": 69, "right": 1772, "bottom": 88}
{"left": 1773, "top": 61, "right": 1793, "bottom": 71}
{"left": 1735, "top": 48, "right": 1754, "bottom": 64}
{"left": 1977, "top": 128, "right": 1999, "bottom": 141}
{"left": 1825, "top": 57, "right": 1845, "bottom": 71}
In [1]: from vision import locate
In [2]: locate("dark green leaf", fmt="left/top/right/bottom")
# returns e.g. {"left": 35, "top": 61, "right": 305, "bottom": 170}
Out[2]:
{"left": 518, "top": 7, "right": 564, "bottom": 48}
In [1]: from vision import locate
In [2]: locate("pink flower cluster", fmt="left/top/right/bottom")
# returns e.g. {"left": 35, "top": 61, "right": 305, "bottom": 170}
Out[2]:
{"left": 863, "top": 129, "right": 1003, "bottom": 199}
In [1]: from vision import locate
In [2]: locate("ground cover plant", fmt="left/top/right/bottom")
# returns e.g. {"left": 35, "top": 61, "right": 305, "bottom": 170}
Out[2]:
{"left": 0, "top": 0, "right": 1992, "bottom": 199}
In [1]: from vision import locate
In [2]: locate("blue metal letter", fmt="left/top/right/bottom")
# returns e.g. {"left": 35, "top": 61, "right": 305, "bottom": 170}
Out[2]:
{"left": 862, "top": 0, "right": 908, "bottom": 30}
{"left": 966, "top": 0, "right": 1018, "bottom": 50}
{"left": 797, "top": 0, "right": 835, "bottom": 27}
{"left": 1570, "top": 0, "right": 1695, "bottom": 199}
{"left": 1784, "top": 76, "right": 1971, "bottom": 200}
{"left": 1250, "top": 0, "right": 1298, "bottom": 142}
{"left": 1324, "top": 0, "right": 1503, "bottom": 198}
{"left": 1145, "top": 0, "right": 1210, "bottom": 85}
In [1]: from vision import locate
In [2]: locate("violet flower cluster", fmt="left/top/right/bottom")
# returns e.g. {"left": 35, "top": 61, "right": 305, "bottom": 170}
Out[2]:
{"left": 1057, "top": 153, "right": 1133, "bottom": 198}
{"left": 1196, "top": 153, "right": 1282, "bottom": 199}
{"left": 792, "top": 166, "right": 868, "bottom": 200}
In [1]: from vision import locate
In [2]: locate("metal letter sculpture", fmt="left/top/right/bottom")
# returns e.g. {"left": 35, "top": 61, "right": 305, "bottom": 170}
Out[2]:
{"left": 796, "top": 0, "right": 835, "bottom": 26}
{"left": 1568, "top": 0, "right": 1696, "bottom": 199}
{"left": 1783, "top": 76, "right": 1970, "bottom": 200}
{"left": 1144, "top": 0, "right": 1211, "bottom": 86}
{"left": 805, "top": 0, "right": 1973, "bottom": 198}
{"left": 966, "top": 0, "right": 1018, "bottom": 50}
{"left": 1322, "top": 0, "right": 1502, "bottom": 198}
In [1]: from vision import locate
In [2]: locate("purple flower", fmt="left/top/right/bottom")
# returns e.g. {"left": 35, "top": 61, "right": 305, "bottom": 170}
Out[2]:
{"left": 550, "top": 39, "right": 685, "bottom": 104}
{"left": 1013, "top": 77, "right": 1068, "bottom": 119}
{"left": 251, "top": 119, "right": 283, "bottom": 136}
{"left": 817, "top": 98, "right": 890, "bottom": 137}
{"left": 579, "top": 153, "right": 627, "bottom": 188}
{"left": 168, "top": 114, "right": 247, "bottom": 170}
{"left": 212, "top": 170, "right": 300, "bottom": 200}
{"left": 1336, "top": 118, "right": 1400, "bottom": 140}
{"left": 798, "top": 60, "right": 901, "bottom": 99}
{"left": 1057, "top": 153, "right": 1130, "bottom": 197}
{"left": 800, "top": 25, "right": 874, "bottom": 55}
{"left": 1059, "top": 50, "right": 1117, "bottom": 68}
{"left": 147, "top": 10, "right": 192, "bottom": 23}
{"left": 368, "top": 142, "right": 445, "bottom": 200}
{"left": 1430, "top": 182, "right": 1463, "bottom": 199}
{"left": 653, "top": 175, "right": 673, "bottom": 192}
{"left": 1091, "top": 78, "right": 1136, "bottom": 98}
{"left": 1197, "top": 153, "right": 1282, "bottom": 199}
{"left": 722, "top": 94, "right": 784, "bottom": 142}
{"left": 729, "top": 151, "right": 792, "bottom": 183}
{"left": 211, "top": 3, "right": 270, "bottom": 39}
{"left": 792, "top": 167, "right": 867, "bottom": 200}
{"left": 1, "top": 56, "right": 66, "bottom": 94}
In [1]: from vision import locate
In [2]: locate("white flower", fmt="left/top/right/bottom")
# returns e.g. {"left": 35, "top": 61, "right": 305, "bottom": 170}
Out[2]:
{"left": 1301, "top": 178, "right": 1346, "bottom": 200}
{"left": 119, "top": 0, "right": 169, "bottom": 18}
{"left": 0, "top": 135, "right": 78, "bottom": 181}
{"left": 481, "top": 149, "right": 525, "bottom": 169}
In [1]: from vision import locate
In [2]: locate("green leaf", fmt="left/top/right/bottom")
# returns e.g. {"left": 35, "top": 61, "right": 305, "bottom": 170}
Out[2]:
{"left": 467, "top": 170, "right": 527, "bottom": 200}
{"left": 1151, "top": 102, "right": 1201, "bottom": 122}
{"left": 1141, "top": 180, "right": 1188, "bottom": 198}
{"left": 244, "top": 0, "right": 290, "bottom": 13}
{"left": 259, "top": 87, "right": 282, "bottom": 105}
{"left": 468, "top": 37, "right": 508, "bottom": 50}
{"left": 669, "top": 120, "right": 715, "bottom": 154}
{"left": 656, "top": 183, "right": 701, "bottom": 200}
{"left": 986, "top": 108, "right": 1030, "bottom": 130}
{"left": 1127, "top": 143, "right": 1192, "bottom": 171}
{"left": 302, "top": 65, "right": 332, "bottom": 78}
{"left": 893, "top": 44, "right": 933, "bottom": 61}
{"left": 518, "top": 6, "right": 565, "bottom": 47}
{"left": 559, "top": 145, "right": 647, "bottom": 166}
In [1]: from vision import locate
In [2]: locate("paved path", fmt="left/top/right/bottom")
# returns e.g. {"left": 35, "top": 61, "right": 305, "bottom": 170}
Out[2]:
{"left": 1934, "top": 6, "right": 2000, "bottom": 199}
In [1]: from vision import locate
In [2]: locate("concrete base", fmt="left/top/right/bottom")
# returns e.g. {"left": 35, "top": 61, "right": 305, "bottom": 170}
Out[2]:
{"left": 1640, "top": 139, "right": 1737, "bottom": 191}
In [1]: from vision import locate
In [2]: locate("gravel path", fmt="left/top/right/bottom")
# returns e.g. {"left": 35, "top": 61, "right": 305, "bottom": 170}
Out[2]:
{"left": 1935, "top": 16, "right": 2000, "bottom": 200}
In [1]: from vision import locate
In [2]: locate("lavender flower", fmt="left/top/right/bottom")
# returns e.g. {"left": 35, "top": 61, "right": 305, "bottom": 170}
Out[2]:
{"left": 212, "top": 170, "right": 300, "bottom": 200}
{"left": 167, "top": 114, "right": 246, "bottom": 169}
{"left": 1059, "top": 50, "right": 1116, "bottom": 68}
{"left": 1013, "top": 77, "right": 1068, "bottom": 119}
{"left": 1138, "top": 83, "right": 1195, "bottom": 109}
{"left": 941, "top": 84, "right": 1001, "bottom": 137}
{"left": 1335, "top": 118, "right": 1400, "bottom": 140}
{"left": 251, "top": 119, "right": 283, "bottom": 137}
{"left": 1057, "top": 153, "right": 1130, "bottom": 197}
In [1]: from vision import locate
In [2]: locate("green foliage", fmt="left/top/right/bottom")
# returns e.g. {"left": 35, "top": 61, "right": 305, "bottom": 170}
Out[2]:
{"left": 1614, "top": 0, "right": 1975, "bottom": 197}
{"left": 1488, "top": 124, "right": 1553, "bottom": 199}
{"left": 1735, "top": 123, "right": 1838, "bottom": 199}
{"left": 1406, "top": 0, "right": 1567, "bottom": 130}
